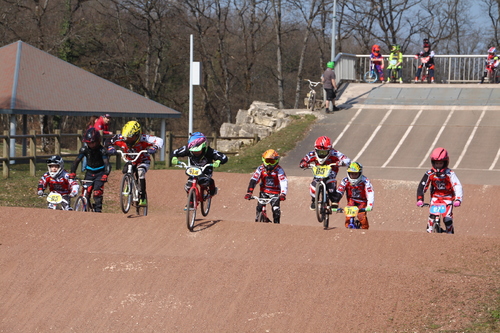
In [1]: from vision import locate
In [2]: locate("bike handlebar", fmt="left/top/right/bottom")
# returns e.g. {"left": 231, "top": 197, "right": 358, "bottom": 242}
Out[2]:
{"left": 116, "top": 150, "right": 148, "bottom": 163}
{"left": 175, "top": 161, "right": 213, "bottom": 172}
{"left": 304, "top": 79, "right": 321, "bottom": 87}
{"left": 335, "top": 207, "right": 367, "bottom": 213}
{"left": 250, "top": 195, "right": 278, "bottom": 204}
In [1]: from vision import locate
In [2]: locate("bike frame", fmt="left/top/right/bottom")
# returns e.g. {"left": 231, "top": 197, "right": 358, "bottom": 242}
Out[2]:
{"left": 250, "top": 195, "right": 278, "bottom": 223}
{"left": 422, "top": 202, "right": 452, "bottom": 233}
{"left": 363, "top": 61, "right": 379, "bottom": 83}
{"left": 309, "top": 163, "right": 337, "bottom": 229}
{"left": 42, "top": 192, "right": 71, "bottom": 210}
{"left": 116, "top": 150, "right": 148, "bottom": 216}
{"left": 304, "top": 79, "right": 320, "bottom": 111}
{"left": 336, "top": 206, "right": 366, "bottom": 229}
{"left": 74, "top": 179, "right": 94, "bottom": 212}
{"left": 176, "top": 161, "right": 213, "bottom": 231}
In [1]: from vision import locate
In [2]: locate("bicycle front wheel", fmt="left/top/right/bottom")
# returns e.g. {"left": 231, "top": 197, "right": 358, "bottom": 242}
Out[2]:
{"left": 74, "top": 196, "right": 88, "bottom": 212}
{"left": 120, "top": 174, "right": 133, "bottom": 214}
{"left": 315, "top": 182, "right": 325, "bottom": 223}
{"left": 363, "top": 71, "right": 378, "bottom": 83}
{"left": 186, "top": 188, "right": 197, "bottom": 231}
{"left": 309, "top": 92, "right": 316, "bottom": 111}
{"left": 200, "top": 187, "right": 211, "bottom": 217}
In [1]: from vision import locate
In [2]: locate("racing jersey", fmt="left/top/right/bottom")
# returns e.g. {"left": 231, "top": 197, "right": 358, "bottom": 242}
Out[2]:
{"left": 417, "top": 168, "right": 463, "bottom": 202}
{"left": 247, "top": 165, "right": 288, "bottom": 196}
{"left": 112, "top": 134, "right": 164, "bottom": 165}
{"left": 172, "top": 146, "right": 228, "bottom": 176}
{"left": 299, "top": 150, "right": 351, "bottom": 179}
{"left": 71, "top": 145, "right": 110, "bottom": 174}
{"left": 38, "top": 170, "right": 79, "bottom": 195}
{"left": 416, "top": 50, "right": 435, "bottom": 65}
{"left": 336, "top": 175, "right": 374, "bottom": 209}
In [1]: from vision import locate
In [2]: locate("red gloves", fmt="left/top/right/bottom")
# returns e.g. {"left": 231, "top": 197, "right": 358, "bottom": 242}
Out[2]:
{"left": 299, "top": 161, "right": 308, "bottom": 168}
{"left": 101, "top": 174, "right": 108, "bottom": 182}
{"left": 279, "top": 194, "right": 286, "bottom": 201}
{"left": 244, "top": 193, "right": 252, "bottom": 200}
{"left": 68, "top": 173, "right": 76, "bottom": 179}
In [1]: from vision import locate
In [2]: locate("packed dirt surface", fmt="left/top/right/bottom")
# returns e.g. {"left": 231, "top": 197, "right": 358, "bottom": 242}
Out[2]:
{"left": 1, "top": 169, "right": 500, "bottom": 332}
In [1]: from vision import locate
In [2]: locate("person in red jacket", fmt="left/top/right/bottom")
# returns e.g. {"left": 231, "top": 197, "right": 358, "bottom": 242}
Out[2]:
{"left": 244, "top": 149, "right": 288, "bottom": 224}
{"left": 94, "top": 114, "right": 112, "bottom": 135}
{"left": 416, "top": 147, "right": 463, "bottom": 234}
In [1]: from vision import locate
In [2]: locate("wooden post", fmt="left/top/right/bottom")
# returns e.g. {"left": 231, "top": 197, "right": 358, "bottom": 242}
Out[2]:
{"left": 150, "top": 131, "right": 155, "bottom": 169}
{"left": 54, "top": 129, "right": 61, "bottom": 155}
{"left": 30, "top": 130, "right": 36, "bottom": 176}
{"left": 253, "top": 134, "right": 260, "bottom": 145}
{"left": 115, "top": 130, "right": 121, "bottom": 171}
{"left": 212, "top": 132, "right": 218, "bottom": 150}
{"left": 3, "top": 131, "right": 9, "bottom": 178}
{"left": 165, "top": 131, "right": 172, "bottom": 167}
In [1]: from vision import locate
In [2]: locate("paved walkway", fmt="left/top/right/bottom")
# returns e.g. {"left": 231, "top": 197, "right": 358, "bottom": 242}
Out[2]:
{"left": 281, "top": 83, "right": 500, "bottom": 185}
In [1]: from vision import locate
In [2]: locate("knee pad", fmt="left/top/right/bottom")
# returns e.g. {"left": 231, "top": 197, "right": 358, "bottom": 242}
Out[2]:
{"left": 137, "top": 167, "right": 146, "bottom": 180}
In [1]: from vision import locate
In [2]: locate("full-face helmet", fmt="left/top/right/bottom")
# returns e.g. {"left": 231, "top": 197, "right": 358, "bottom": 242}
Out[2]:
{"left": 122, "top": 121, "right": 142, "bottom": 146}
{"left": 347, "top": 162, "right": 363, "bottom": 186}
{"left": 391, "top": 44, "right": 401, "bottom": 52}
{"left": 188, "top": 132, "right": 207, "bottom": 156}
{"left": 372, "top": 44, "right": 380, "bottom": 53}
{"left": 430, "top": 147, "right": 449, "bottom": 173}
{"left": 47, "top": 155, "right": 64, "bottom": 178}
{"left": 488, "top": 47, "right": 496, "bottom": 59}
{"left": 262, "top": 149, "right": 280, "bottom": 171}
{"left": 83, "top": 127, "right": 101, "bottom": 144}
{"left": 314, "top": 136, "right": 332, "bottom": 164}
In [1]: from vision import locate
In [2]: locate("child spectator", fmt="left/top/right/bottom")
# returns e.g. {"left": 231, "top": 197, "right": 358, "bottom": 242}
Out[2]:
{"left": 415, "top": 38, "right": 435, "bottom": 83}
{"left": 244, "top": 149, "right": 288, "bottom": 224}
{"left": 370, "top": 44, "right": 385, "bottom": 82}
{"left": 386, "top": 44, "right": 403, "bottom": 83}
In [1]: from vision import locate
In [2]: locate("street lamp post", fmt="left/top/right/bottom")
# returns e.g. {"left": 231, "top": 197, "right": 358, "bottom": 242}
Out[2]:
{"left": 331, "top": 0, "right": 336, "bottom": 62}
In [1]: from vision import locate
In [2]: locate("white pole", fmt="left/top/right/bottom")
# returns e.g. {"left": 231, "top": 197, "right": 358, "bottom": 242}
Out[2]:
{"left": 189, "top": 34, "right": 194, "bottom": 136}
{"left": 331, "top": 0, "right": 336, "bottom": 62}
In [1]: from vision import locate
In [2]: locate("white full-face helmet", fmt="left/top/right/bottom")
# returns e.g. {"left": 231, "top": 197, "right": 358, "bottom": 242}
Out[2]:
{"left": 47, "top": 155, "right": 64, "bottom": 178}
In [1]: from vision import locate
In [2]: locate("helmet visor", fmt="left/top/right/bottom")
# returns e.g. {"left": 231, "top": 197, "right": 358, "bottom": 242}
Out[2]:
{"left": 264, "top": 158, "right": 278, "bottom": 166}
{"left": 316, "top": 149, "right": 329, "bottom": 158}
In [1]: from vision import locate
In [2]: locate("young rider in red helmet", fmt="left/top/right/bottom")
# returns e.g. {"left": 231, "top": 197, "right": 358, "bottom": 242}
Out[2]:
{"left": 299, "top": 136, "right": 351, "bottom": 210}
{"left": 416, "top": 147, "right": 463, "bottom": 233}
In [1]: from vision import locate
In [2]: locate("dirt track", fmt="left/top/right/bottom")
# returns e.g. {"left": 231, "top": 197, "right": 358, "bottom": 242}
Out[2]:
{"left": 1, "top": 169, "right": 500, "bottom": 332}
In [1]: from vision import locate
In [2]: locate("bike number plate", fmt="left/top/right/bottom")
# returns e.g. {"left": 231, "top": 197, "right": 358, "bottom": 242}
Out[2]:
{"left": 185, "top": 167, "right": 202, "bottom": 177}
{"left": 344, "top": 206, "right": 359, "bottom": 217}
{"left": 389, "top": 60, "right": 397, "bottom": 65}
{"left": 47, "top": 192, "right": 63, "bottom": 204}
{"left": 429, "top": 204, "right": 446, "bottom": 215}
{"left": 312, "top": 165, "right": 330, "bottom": 178}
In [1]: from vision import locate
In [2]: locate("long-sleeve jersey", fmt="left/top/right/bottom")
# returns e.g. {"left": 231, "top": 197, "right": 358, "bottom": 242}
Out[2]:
{"left": 417, "top": 168, "right": 463, "bottom": 202}
{"left": 109, "top": 134, "right": 163, "bottom": 165}
{"left": 416, "top": 50, "right": 435, "bottom": 65}
{"left": 299, "top": 149, "right": 351, "bottom": 179}
{"left": 38, "top": 170, "right": 79, "bottom": 195}
{"left": 388, "top": 51, "right": 403, "bottom": 65}
{"left": 335, "top": 176, "right": 375, "bottom": 209}
{"left": 247, "top": 165, "right": 288, "bottom": 196}
{"left": 71, "top": 145, "right": 111, "bottom": 174}
{"left": 172, "top": 146, "right": 228, "bottom": 176}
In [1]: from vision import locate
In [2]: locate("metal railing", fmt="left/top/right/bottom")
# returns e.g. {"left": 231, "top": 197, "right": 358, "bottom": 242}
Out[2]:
{"left": 334, "top": 53, "right": 489, "bottom": 84}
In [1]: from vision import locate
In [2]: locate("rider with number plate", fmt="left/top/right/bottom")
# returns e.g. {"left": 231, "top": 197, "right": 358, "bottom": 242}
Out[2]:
{"left": 299, "top": 136, "right": 351, "bottom": 211}
{"left": 69, "top": 128, "right": 111, "bottom": 213}
{"left": 414, "top": 38, "right": 435, "bottom": 83}
{"left": 244, "top": 149, "right": 288, "bottom": 224}
{"left": 333, "top": 162, "right": 374, "bottom": 229}
{"left": 171, "top": 132, "right": 228, "bottom": 199}
{"left": 37, "top": 155, "right": 79, "bottom": 210}
{"left": 106, "top": 121, "right": 163, "bottom": 207}
{"left": 416, "top": 147, "right": 463, "bottom": 234}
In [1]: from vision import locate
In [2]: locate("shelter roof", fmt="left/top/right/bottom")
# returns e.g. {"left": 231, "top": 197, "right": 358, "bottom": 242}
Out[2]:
{"left": 0, "top": 41, "right": 181, "bottom": 118}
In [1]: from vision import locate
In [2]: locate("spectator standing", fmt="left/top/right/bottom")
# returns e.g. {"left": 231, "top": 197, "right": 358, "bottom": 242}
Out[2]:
{"left": 321, "top": 61, "right": 339, "bottom": 113}
{"left": 94, "top": 114, "right": 112, "bottom": 135}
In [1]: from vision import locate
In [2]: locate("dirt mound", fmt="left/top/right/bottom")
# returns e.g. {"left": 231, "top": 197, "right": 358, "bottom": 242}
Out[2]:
{"left": 1, "top": 170, "right": 499, "bottom": 332}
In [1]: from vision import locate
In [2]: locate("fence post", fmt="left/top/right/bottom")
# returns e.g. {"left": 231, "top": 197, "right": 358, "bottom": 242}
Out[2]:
{"left": 30, "top": 130, "right": 36, "bottom": 176}
{"left": 3, "top": 131, "right": 10, "bottom": 178}
{"left": 54, "top": 129, "right": 61, "bottom": 155}
{"left": 212, "top": 132, "right": 218, "bottom": 150}
{"left": 165, "top": 131, "right": 172, "bottom": 167}
{"left": 115, "top": 130, "right": 121, "bottom": 171}
{"left": 150, "top": 131, "right": 155, "bottom": 169}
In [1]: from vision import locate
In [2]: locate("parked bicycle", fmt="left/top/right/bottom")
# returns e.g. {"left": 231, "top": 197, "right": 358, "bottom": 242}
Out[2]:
{"left": 363, "top": 61, "right": 378, "bottom": 83}
{"left": 387, "top": 59, "right": 401, "bottom": 83}
{"left": 480, "top": 63, "right": 498, "bottom": 84}
{"left": 335, "top": 206, "right": 366, "bottom": 229}
{"left": 74, "top": 179, "right": 95, "bottom": 212}
{"left": 117, "top": 150, "right": 148, "bottom": 216}
{"left": 249, "top": 195, "right": 278, "bottom": 223}
{"left": 41, "top": 192, "right": 72, "bottom": 210}
{"left": 175, "top": 161, "right": 214, "bottom": 231}
{"left": 304, "top": 79, "right": 321, "bottom": 111}
{"left": 420, "top": 202, "right": 453, "bottom": 234}
{"left": 309, "top": 163, "right": 337, "bottom": 229}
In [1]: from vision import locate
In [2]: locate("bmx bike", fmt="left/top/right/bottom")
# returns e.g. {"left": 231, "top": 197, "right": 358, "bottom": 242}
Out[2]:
{"left": 415, "top": 56, "right": 431, "bottom": 83}
{"left": 481, "top": 63, "right": 498, "bottom": 84}
{"left": 336, "top": 206, "right": 367, "bottom": 229}
{"left": 74, "top": 179, "right": 95, "bottom": 212}
{"left": 304, "top": 79, "right": 321, "bottom": 111}
{"left": 250, "top": 195, "right": 279, "bottom": 223}
{"left": 40, "top": 192, "right": 72, "bottom": 210}
{"left": 175, "top": 161, "right": 214, "bottom": 231}
{"left": 116, "top": 150, "right": 149, "bottom": 216}
{"left": 309, "top": 163, "right": 337, "bottom": 229}
{"left": 387, "top": 59, "right": 401, "bottom": 83}
{"left": 421, "top": 202, "right": 453, "bottom": 234}
{"left": 363, "top": 61, "right": 379, "bottom": 83}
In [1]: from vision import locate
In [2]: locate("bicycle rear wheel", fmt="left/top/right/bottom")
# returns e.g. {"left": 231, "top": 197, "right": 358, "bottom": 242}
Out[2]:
{"left": 363, "top": 70, "right": 378, "bottom": 83}
{"left": 200, "top": 187, "right": 211, "bottom": 217}
{"left": 74, "top": 196, "right": 88, "bottom": 212}
{"left": 186, "top": 188, "right": 197, "bottom": 231}
{"left": 315, "top": 182, "right": 325, "bottom": 223}
{"left": 120, "top": 174, "right": 133, "bottom": 214}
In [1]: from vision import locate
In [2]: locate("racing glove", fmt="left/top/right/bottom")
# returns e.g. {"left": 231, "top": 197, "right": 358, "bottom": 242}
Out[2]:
{"left": 279, "top": 194, "right": 286, "bottom": 201}
{"left": 416, "top": 200, "right": 424, "bottom": 207}
{"left": 365, "top": 205, "right": 372, "bottom": 212}
{"left": 101, "top": 174, "right": 108, "bottom": 182}
{"left": 453, "top": 200, "right": 461, "bottom": 207}
{"left": 213, "top": 160, "right": 221, "bottom": 168}
{"left": 107, "top": 146, "right": 117, "bottom": 155}
{"left": 37, "top": 190, "right": 44, "bottom": 196}
{"left": 171, "top": 156, "right": 178, "bottom": 165}
{"left": 147, "top": 146, "right": 158, "bottom": 154}
{"left": 244, "top": 193, "right": 252, "bottom": 200}
{"left": 68, "top": 173, "right": 76, "bottom": 179}
{"left": 299, "top": 161, "right": 309, "bottom": 168}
